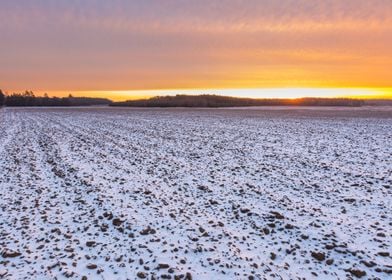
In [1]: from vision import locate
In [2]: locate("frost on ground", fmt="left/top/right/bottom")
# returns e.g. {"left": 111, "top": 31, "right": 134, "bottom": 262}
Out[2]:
{"left": 0, "top": 107, "right": 391, "bottom": 280}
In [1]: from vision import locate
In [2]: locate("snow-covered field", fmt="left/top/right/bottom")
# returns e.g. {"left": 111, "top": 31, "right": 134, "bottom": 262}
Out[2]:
{"left": 0, "top": 107, "right": 391, "bottom": 280}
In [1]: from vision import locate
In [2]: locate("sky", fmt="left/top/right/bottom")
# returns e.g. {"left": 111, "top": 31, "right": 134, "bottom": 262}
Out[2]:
{"left": 1, "top": 0, "right": 392, "bottom": 100}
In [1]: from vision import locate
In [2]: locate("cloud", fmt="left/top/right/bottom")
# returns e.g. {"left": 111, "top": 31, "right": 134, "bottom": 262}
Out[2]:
{"left": 1, "top": 0, "right": 391, "bottom": 92}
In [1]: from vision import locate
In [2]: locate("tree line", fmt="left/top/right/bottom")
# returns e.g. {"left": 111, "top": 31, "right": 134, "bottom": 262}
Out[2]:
{"left": 0, "top": 90, "right": 111, "bottom": 107}
{"left": 111, "top": 94, "right": 365, "bottom": 107}
{"left": 0, "top": 89, "right": 5, "bottom": 106}
{"left": 0, "top": 91, "right": 368, "bottom": 108}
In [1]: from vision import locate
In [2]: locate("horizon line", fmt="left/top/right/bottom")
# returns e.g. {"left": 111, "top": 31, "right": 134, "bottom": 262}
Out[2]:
{"left": 2, "top": 87, "right": 392, "bottom": 101}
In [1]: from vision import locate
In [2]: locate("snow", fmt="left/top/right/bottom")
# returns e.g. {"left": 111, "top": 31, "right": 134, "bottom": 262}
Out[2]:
{"left": 0, "top": 107, "right": 391, "bottom": 279}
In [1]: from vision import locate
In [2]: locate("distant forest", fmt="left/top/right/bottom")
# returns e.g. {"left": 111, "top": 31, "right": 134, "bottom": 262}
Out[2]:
{"left": 111, "top": 94, "right": 365, "bottom": 107}
{"left": 2, "top": 91, "right": 390, "bottom": 108}
{"left": 0, "top": 90, "right": 111, "bottom": 107}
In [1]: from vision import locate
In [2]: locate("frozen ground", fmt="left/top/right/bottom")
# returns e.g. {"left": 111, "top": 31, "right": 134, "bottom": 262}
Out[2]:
{"left": 0, "top": 107, "right": 391, "bottom": 280}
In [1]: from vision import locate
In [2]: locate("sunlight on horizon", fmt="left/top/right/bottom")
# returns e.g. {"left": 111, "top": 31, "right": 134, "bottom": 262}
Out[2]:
{"left": 46, "top": 88, "right": 392, "bottom": 101}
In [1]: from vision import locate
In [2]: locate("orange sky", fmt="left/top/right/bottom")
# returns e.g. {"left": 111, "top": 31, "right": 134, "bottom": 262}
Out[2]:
{"left": 1, "top": 1, "right": 392, "bottom": 100}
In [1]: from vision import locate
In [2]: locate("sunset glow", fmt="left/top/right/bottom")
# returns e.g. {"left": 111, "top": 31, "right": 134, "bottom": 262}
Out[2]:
{"left": 44, "top": 88, "right": 392, "bottom": 102}
{"left": 1, "top": 1, "right": 392, "bottom": 99}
